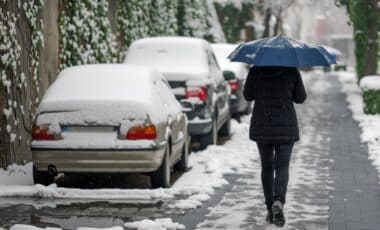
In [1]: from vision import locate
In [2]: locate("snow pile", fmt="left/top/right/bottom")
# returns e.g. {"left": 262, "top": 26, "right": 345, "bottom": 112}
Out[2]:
{"left": 0, "top": 162, "right": 33, "bottom": 185}
{"left": 8, "top": 219, "right": 184, "bottom": 230}
{"left": 360, "top": 75, "right": 380, "bottom": 91}
{"left": 78, "top": 227, "right": 123, "bottom": 230}
{"left": 9, "top": 225, "right": 61, "bottom": 230}
{"left": 170, "top": 119, "right": 256, "bottom": 209}
{"left": 0, "top": 183, "right": 172, "bottom": 201}
{"left": 337, "top": 71, "right": 380, "bottom": 178}
{"left": 9, "top": 224, "right": 124, "bottom": 230}
{"left": 124, "top": 218, "right": 184, "bottom": 230}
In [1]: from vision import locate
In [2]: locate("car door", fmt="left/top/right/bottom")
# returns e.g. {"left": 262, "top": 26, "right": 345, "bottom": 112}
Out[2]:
{"left": 207, "top": 48, "right": 230, "bottom": 129}
{"left": 155, "top": 78, "right": 184, "bottom": 164}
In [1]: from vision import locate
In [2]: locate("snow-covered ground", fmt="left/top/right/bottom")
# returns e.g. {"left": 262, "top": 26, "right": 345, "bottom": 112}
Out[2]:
{"left": 0, "top": 118, "right": 258, "bottom": 229}
{"left": 196, "top": 71, "right": 332, "bottom": 230}
{"left": 0, "top": 71, "right": 338, "bottom": 229}
{"left": 337, "top": 71, "right": 380, "bottom": 180}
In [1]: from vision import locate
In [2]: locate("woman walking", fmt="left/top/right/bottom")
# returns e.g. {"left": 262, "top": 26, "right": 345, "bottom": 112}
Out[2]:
{"left": 243, "top": 66, "right": 306, "bottom": 227}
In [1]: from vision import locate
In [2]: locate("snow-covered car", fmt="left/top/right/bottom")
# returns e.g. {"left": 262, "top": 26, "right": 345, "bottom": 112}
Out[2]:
{"left": 212, "top": 43, "right": 252, "bottom": 120}
{"left": 124, "top": 37, "right": 231, "bottom": 149}
{"left": 31, "top": 64, "right": 189, "bottom": 188}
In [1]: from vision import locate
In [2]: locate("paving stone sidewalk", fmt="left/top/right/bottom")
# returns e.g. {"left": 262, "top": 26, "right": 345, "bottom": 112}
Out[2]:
{"left": 328, "top": 74, "right": 380, "bottom": 230}
{"left": 193, "top": 72, "right": 380, "bottom": 230}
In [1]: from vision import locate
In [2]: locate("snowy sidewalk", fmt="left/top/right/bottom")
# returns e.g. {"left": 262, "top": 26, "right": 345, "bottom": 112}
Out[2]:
{"left": 329, "top": 74, "right": 380, "bottom": 230}
{"left": 193, "top": 71, "right": 380, "bottom": 230}
{"left": 193, "top": 71, "right": 334, "bottom": 229}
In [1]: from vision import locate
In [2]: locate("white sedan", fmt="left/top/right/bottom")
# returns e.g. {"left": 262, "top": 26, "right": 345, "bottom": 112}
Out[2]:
{"left": 32, "top": 64, "right": 189, "bottom": 188}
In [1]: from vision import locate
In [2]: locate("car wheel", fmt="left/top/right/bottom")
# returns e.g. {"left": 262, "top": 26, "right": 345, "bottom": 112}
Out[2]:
{"left": 219, "top": 118, "right": 231, "bottom": 137}
{"left": 175, "top": 134, "right": 189, "bottom": 172}
{"left": 33, "top": 165, "right": 55, "bottom": 186}
{"left": 151, "top": 145, "right": 171, "bottom": 188}
{"left": 199, "top": 117, "right": 217, "bottom": 150}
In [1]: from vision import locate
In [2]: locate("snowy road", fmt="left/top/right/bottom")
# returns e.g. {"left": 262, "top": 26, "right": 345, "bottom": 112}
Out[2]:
{"left": 0, "top": 71, "right": 340, "bottom": 229}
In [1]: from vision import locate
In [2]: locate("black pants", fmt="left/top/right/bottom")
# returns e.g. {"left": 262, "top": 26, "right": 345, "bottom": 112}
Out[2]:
{"left": 256, "top": 142, "right": 294, "bottom": 210}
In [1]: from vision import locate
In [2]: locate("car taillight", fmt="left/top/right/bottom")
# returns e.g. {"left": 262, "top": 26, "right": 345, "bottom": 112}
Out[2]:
{"left": 229, "top": 80, "right": 240, "bottom": 92}
{"left": 123, "top": 124, "right": 157, "bottom": 140}
{"left": 32, "top": 124, "right": 56, "bottom": 141}
{"left": 185, "top": 86, "right": 208, "bottom": 102}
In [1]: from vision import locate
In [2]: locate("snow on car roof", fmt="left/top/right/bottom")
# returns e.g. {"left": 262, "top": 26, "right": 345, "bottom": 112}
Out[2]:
{"left": 211, "top": 43, "right": 249, "bottom": 78}
{"left": 124, "top": 36, "right": 210, "bottom": 79}
{"left": 37, "top": 64, "right": 170, "bottom": 125}
{"left": 41, "top": 64, "right": 160, "bottom": 104}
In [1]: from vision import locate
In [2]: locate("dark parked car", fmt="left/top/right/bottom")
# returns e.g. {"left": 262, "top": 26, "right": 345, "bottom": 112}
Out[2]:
{"left": 212, "top": 43, "right": 252, "bottom": 121}
{"left": 124, "top": 37, "right": 231, "bottom": 149}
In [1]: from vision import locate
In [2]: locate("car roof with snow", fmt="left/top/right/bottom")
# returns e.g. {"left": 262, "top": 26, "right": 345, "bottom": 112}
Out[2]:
{"left": 40, "top": 64, "right": 162, "bottom": 105}
{"left": 124, "top": 36, "right": 210, "bottom": 80}
{"left": 211, "top": 43, "right": 249, "bottom": 79}
{"left": 37, "top": 64, "right": 180, "bottom": 124}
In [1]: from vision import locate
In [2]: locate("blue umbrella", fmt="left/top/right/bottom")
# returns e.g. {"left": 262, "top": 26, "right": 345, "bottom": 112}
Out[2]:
{"left": 228, "top": 35, "right": 336, "bottom": 67}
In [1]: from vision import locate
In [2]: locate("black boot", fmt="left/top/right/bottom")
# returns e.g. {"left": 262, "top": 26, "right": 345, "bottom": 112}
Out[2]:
{"left": 266, "top": 209, "right": 273, "bottom": 224}
{"left": 272, "top": 201, "right": 285, "bottom": 227}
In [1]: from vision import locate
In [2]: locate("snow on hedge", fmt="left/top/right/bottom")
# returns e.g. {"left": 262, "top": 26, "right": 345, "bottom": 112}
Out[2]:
{"left": 337, "top": 71, "right": 380, "bottom": 178}
{"left": 360, "top": 75, "right": 380, "bottom": 91}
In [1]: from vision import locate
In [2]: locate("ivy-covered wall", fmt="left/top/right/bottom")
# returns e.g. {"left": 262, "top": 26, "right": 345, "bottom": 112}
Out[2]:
{"left": 0, "top": 0, "right": 44, "bottom": 167}
{"left": 0, "top": 0, "right": 226, "bottom": 167}
{"left": 214, "top": 1, "right": 256, "bottom": 43}
{"left": 338, "top": 0, "right": 379, "bottom": 79}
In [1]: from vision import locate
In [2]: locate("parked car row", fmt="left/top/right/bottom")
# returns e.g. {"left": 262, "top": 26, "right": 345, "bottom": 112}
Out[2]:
{"left": 32, "top": 36, "right": 250, "bottom": 188}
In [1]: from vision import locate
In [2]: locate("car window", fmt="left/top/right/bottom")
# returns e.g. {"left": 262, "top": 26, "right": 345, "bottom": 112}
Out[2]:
{"left": 211, "top": 52, "right": 221, "bottom": 70}
{"left": 155, "top": 79, "right": 180, "bottom": 114}
{"left": 206, "top": 49, "right": 224, "bottom": 83}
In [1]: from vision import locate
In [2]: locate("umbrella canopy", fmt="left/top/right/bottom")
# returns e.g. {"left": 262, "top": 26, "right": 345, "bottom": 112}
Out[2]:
{"left": 228, "top": 35, "right": 336, "bottom": 67}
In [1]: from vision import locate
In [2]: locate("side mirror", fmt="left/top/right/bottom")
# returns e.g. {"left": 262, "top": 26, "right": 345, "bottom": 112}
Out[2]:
{"left": 223, "top": 71, "right": 235, "bottom": 81}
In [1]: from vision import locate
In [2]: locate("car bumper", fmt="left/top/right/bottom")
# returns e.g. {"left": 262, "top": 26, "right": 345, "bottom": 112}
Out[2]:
{"left": 188, "top": 118, "right": 213, "bottom": 136}
{"left": 32, "top": 144, "right": 166, "bottom": 173}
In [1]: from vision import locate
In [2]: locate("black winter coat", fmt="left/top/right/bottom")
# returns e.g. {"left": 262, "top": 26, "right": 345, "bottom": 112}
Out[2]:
{"left": 243, "top": 66, "right": 306, "bottom": 143}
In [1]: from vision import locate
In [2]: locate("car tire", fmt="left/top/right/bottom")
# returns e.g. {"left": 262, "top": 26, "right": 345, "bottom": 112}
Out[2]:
{"left": 33, "top": 165, "right": 55, "bottom": 186}
{"left": 219, "top": 118, "right": 231, "bottom": 137}
{"left": 199, "top": 117, "right": 217, "bottom": 150}
{"left": 175, "top": 134, "right": 190, "bottom": 172}
{"left": 151, "top": 145, "right": 171, "bottom": 188}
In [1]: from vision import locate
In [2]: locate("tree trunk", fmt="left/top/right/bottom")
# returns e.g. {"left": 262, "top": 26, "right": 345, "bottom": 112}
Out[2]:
{"left": 362, "top": 0, "right": 378, "bottom": 77}
{"left": 262, "top": 8, "right": 271, "bottom": 38}
{"left": 273, "top": 8, "right": 282, "bottom": 36}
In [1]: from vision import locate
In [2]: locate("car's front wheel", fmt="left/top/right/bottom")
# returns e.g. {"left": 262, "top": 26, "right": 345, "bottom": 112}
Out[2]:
{"left": 199, "top": 117, "right": 217, "bottom": 150}
{"left": 151, "top": 145, "right": 171, "bottom": 188}
{"left": 33, "top": 165, "right": 55, "bottom": 186}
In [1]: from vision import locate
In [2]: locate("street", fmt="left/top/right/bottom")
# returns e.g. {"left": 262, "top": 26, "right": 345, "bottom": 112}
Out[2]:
{"left": 1, "top": 71, "right": 379, "bottom": 229}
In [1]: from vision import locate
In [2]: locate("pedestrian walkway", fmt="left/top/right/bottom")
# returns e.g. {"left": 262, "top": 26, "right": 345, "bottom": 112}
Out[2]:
{"left": 328, "top": 74, "right": 380, "bottom": 230}
{"left": 193, "top": 72, "right": 380, "bottom": 230}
